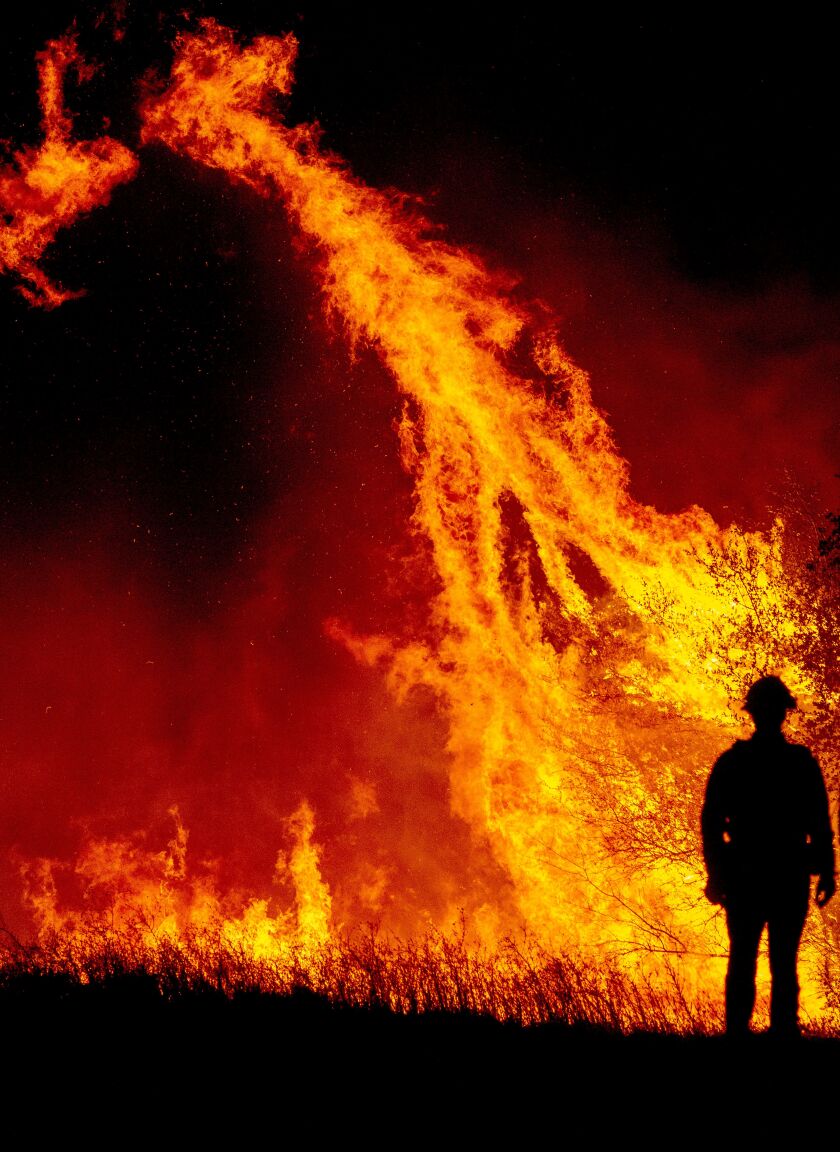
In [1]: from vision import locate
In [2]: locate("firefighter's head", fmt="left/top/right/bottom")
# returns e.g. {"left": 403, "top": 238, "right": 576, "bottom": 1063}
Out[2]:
{"left": 743, "top": 675, "right": 797, "bottom": 732}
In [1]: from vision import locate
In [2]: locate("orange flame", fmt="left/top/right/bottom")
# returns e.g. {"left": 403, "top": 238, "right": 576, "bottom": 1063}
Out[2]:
{"left": 0, "top": 34, "right": 138, "bottom": 307}
{"left": 23, "top": 803, "right": 331, "bottom": 963}
{"left": 136, "top": 21, "right": 837, "bottom": 1016}
{"left": 4, "top": 21, "right": 837, "bottom": 1028}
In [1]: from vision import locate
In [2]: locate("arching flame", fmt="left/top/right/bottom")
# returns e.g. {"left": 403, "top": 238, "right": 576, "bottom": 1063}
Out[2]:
{"left": 139, "top": 18, "right": 829, "bottom": 954}
{"left": 3, "top": 20, "right": 836, "bottom": 1028}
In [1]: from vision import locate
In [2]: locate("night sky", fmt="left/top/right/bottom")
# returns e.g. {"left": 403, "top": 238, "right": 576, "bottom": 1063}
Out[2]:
{"left": 1, "top": 4, "right": 838, "bottom": 934}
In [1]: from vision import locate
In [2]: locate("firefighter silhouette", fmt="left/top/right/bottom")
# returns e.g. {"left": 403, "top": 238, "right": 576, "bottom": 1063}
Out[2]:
{"left": 701, "top": 675, "right": 836, "bottom": 1037}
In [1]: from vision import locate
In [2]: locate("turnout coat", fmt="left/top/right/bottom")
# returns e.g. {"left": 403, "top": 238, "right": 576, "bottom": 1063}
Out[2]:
{"left": 701, "top": 734, "right": 835, "bottom": 898}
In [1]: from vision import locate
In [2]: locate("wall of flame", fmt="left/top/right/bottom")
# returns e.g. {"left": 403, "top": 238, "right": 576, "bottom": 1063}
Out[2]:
{"left": 1, "top": 18, "right": 837, "bottom": 1025}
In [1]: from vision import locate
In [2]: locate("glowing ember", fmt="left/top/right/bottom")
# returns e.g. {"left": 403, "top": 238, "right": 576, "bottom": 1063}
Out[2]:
{"left": 2, "top": 20, "right": 837, "bottom": 1030}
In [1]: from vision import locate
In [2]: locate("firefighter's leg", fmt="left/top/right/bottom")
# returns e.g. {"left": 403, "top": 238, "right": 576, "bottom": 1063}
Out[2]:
{"left": 725, "top": 896, "right": 764, "bottom": 1035}
{"left": 767, "top": 877, "right": 810, "bottom": 1036}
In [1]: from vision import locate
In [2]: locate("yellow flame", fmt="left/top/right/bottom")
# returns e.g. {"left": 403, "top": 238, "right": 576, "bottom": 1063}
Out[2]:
{"left": 8, "top": 21, "right": 837, "bottom": 1030}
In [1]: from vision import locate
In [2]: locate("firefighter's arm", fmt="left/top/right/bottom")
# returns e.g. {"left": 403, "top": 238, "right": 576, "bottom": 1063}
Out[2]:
{"left": 701, "top": 758, "right": 729, "bottom": 905}
{"left": 809, "top": 755, "right": 836, "bottom": 907}
{"left": 816, "top": 873, "right": 836, "bottom": 908}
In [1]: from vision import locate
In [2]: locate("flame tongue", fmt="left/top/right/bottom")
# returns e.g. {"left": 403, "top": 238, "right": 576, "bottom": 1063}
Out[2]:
{"left": 4, "top": 21, "right": 834, "bottom": 1023}
{"left": 0, "top": 34, "right": 138, "bottom": 307}
{"left": 138, "top": 18, "right": 810, "bottom": 955}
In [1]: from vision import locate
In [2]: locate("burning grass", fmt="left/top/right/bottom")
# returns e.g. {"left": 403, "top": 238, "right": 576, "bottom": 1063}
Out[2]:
{"left": 0, "top": 920, "right": 730, "bottom": 1036}
{"left": 3, "top": 933, "right": 834, "bottom": 1143}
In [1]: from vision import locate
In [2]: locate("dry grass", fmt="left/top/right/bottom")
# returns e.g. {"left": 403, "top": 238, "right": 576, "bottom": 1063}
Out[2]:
{"left": 0, "top": 920, "right": 728, "bottom": 1035}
